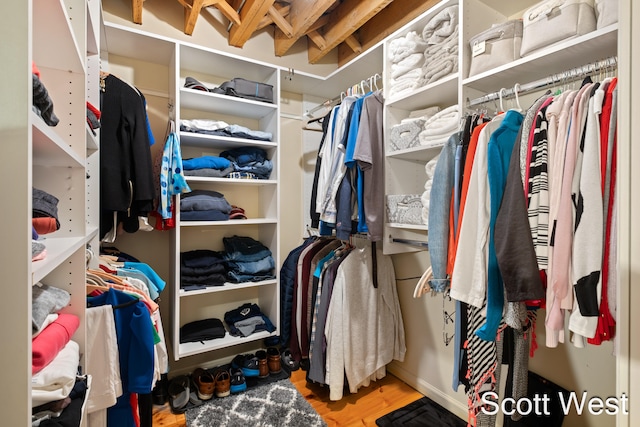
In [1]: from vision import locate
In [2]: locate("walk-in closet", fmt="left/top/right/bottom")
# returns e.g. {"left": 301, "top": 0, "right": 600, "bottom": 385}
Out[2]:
{"left": 2, "top": 0, "right": 639, "bottom": 426}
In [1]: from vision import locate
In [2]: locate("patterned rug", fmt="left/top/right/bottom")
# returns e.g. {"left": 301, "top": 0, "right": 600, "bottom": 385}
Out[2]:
{"left": 185, "top": 379, "right": 327, "bottom": 427}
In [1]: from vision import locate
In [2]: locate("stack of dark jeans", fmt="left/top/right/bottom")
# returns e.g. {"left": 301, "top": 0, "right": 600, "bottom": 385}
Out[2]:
{"left": 180, "top": 249, "right": 228, "bottom": 291}
{"left": 223, "top": 235, "right": 276, "bottom": 283}
{"left": 220, "top": 147, "right": 273, "bottom": 180}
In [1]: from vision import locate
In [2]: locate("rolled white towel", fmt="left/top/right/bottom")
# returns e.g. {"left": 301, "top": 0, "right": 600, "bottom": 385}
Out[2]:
{"left": 421, "top": 190, "right": 431, "bottom": 224}
{"left": 422, "top": 5, "right": 459, "bottom": 45}
{"left": 425, "top": 154, "right": 440, "bottom": 178}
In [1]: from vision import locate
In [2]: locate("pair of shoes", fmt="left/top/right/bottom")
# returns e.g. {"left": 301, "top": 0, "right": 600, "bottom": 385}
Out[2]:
{"left": 232, "top": 353, "right": 261, "bottom": 377}
{"left": 267, "top": 347, "right": 282, "bottom": 374}
{"left": 229, "top": 367, "right": 247, "bottom": 394}
{"left": 192, "top": 368, "right": 215, "bottom": 400}
{"left": 214, "top": 370, "right": 231, "bottom": 398}
{"left": 255, "top": 350, "right": 270, "bottom": 378}
{"left": 280, "top": 348, "right": 300, "bottom": 372}
{"left": 168, "top": 375, "right": 190, "bottom": 414}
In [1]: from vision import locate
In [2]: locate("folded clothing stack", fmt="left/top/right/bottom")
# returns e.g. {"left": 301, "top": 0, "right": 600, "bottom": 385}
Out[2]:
{"left": 180, "top": 318, "right": 226, "bottom": 343}
{"left": 33, "top": 187, "right": 60, "bottom": 234}
{"left": 181, "top": 119, "right": 272, "bottom": 142}
{"left": 221, "top": 147, "right": 273, "bottom": 180}
{"left": 180, "top": 189, "right": 232, "bottom": 221}
{"left": 388, "top": 31, "right": 427, "bottom": 99}
{"left": 183, "top": 155, "right": 234, "bottom": 178}
{"left": 418, "top": 104, "right": 460, "bottom": 148}
{"left": 389, "top": 106, "right": 441, "bottom": 152}
{"left": 418, "top": 5, "right": 459, "bottom": 87}
{"left": 180, "top": 249, "right": 228, "bottom": 291}
{"left": 224, "top": 303, "right": 276, "bottom": 338}
{"left": 223, "top": 235, "right": 276, "bottom": 283}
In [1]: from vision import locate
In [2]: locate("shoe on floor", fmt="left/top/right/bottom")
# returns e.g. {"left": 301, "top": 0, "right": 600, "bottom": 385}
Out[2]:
{"left": 168, "top": 375, "right": 190, "bottom": 414}
{"left": 192, "top": 368, "right": 215, "bottom": 400}
{"left": 214, "top": 369, "right": 231, "bottom": 397}
{"left": 267, "top": 347, "right": 282, "bottom": 374}
{"left": 229, "top": 367, "right": 247, "bottom": 394}
{"left": 232, "top": 353, "right": 260, "bottom": 377}
{"left": 256, "top": 350, "right": 270, "bottom": 378}
{"left": 281, "top": 348, "right": 300, "bottom": 372}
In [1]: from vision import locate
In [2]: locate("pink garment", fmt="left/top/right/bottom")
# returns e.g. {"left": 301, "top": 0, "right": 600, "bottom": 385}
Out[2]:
{"left": 32, "top": 313, "right": 80, "bottom": 374}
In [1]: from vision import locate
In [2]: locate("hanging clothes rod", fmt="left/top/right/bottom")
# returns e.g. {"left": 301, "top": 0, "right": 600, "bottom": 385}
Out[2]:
{"left": 304, "top": 73, "right": 382, "bottom": 118}
{"left": 391, "top": 237, "right": 429, "bottom": 249}
{"left": 467, "top": 56, "right": 618, "bottom": 108}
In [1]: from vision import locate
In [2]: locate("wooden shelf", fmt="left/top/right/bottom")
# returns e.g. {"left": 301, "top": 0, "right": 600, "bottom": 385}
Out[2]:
{"left": 386, "top": 73, "right": 459, "bottom": 110}
{"left": 180, "top": 88, "right": 277, "bottom": 120}
{"left": 386, "top": 144, "right": 443, "bottom": 162}
{"left": 179, "top": 131, "right": 277, "bottom": 150}
{"left": 32, "top": 113, "right": 85, "bottom": 168}
{"left": 178, "top": 330, "right": 276, "bottom": 358}
{"left": 179, "top": 279, "right": 276, "bottom": 297}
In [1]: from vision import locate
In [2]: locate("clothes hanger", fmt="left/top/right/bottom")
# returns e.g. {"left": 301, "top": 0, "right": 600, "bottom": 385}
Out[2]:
{"left": 413, "top": 266, "right": 433, "bottom": 298}
{"left": 498, "top": 87, "right": 507, "bottom": 112}
{"left": 512, "top": 83, "right": 523, "bottom": 112}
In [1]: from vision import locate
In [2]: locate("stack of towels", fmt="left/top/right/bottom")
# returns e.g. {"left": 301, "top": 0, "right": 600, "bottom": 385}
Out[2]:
{"left": 417, "top": 5, "right": 459, "bottom": 86}
{"left": 418, "top": 104, "right": 460, "bottom": 148}
{"left": 388, "top": 31, "right": 427, "bottom": 99}
{"left": 387, "top": 5, "right": 459, "bottom": 99}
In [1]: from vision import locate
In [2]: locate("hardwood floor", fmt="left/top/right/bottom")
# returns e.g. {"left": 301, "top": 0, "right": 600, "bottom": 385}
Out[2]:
{"left": 152, "top": 368, "right": 423, "bottom": 427}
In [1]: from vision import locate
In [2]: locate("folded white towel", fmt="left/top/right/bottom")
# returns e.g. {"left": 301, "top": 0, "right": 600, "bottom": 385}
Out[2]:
{"left": 420, "top": 56, "right": 458, "bottom": 86}
{"left": 408, "top": 106, "right": 441, "bottom": 121}
{"left": 422, "top": 5, "right": 459, "bottom": 45}
{"left": 391, "top": 53, "right": 425, "bottom": 80}
{"left": 388, "top": 31, "right": 428, "bottom": 63}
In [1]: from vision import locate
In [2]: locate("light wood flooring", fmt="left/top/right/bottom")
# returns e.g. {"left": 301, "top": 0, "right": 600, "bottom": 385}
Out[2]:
{"left": 152, "top": 368, "right": 423, "bottom": 427}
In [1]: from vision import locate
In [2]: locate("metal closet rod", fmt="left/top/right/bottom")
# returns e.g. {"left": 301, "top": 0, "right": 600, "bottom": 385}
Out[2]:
{"left": 304, "top": 73, "right": 382, "bottom": 118}
{"left": 467, "top": 56, "right": 618, "bottom": 108}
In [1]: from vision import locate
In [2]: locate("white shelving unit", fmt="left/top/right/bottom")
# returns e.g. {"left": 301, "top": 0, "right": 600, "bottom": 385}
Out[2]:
{"left": 102, "top": 23, "right": 281, "bottom": 362}
{"left": 0, "top": 0, "right": 100, "bottom": 425}
{"left": 172, "top": 41, "right": 280, "bottom": 361}
{"left": 382, "top": 0, "right": 460, "bottom": 255}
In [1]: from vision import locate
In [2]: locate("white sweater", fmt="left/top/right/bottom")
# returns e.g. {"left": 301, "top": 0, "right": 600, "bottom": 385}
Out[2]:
{"left": 325, "top": 246, "right": 406, "bottom": 400}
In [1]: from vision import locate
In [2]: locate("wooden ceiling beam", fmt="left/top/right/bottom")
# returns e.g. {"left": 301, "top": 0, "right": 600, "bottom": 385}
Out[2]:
{"left": 307, "top": 0, "right": 394, "bottom": 64}
{"left": 274, "top": 0, "right": 336, "bottom": 57}
{"left": 303, "top": 15, "right": 329, "bottom": 35}
{"left": 344, "top": 34, "right": 362, "bottom": 54}
{"left": 256, "top": 4, "right": 290, "bottom": 31}
{"left": 132, "top": 0, "right": 143, "bottom": 24}
{"left": 229, "top": 0, "right": 276, "bottom": 47}
{"left": 268, "top": 5, "right": 293, "bottom": 38}
{"left": 212, "top": 0, "right": 242, "bottom": 26}
{"left": 306, "top": 30, "right": 326, "bottom": 50}
{"left": 337, "top": 0, "right": 440, "bottom": 66}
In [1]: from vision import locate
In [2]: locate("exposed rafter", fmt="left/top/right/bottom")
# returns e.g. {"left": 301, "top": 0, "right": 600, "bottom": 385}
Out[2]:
{"left": 229, "top": 0, "right": 276, "bottom": 47}
{"left": 129, "top": 1, "right": 443, "bottom": 68}
{"left": 273, "top": 0, "right": 336, "bottom": 57}
{"left": 306, "top": 0, "right": 394, "bottom": 64}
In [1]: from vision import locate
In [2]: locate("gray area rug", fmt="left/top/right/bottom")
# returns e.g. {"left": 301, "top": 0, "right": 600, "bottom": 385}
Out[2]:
{"left": 185, "top": 379, "right": 327, "bottom": 427}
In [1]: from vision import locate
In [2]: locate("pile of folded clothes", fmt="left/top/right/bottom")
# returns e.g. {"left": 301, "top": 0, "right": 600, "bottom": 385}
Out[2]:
{"left": 181, "top": 119, "right": 272, "bottom": 142}
{"left": 418, "top": 104, "right": 460, "bottom": 148}
{"left": 417, "top": 5, "right": 459, "bottom": 86}
{"left": 182, "top": 155, "right": 235, "bottom": 178}
{"left": 223, "top": 235, "right": 276, "bottom": 283}
{"left": 389, "top": 106, "right": 441, "bottom": 152}
{"left": 387, "top": 30, "right": 427, "bottom": 99}
{"left": 180, "top": 249, "right": 228, "bottom": 291}
{"left": 224, "top": 302, "right": 276, "bottom": 338}
{"left": 180, "top": 189, "right": 232, "bottom": 221}
{"left": 221, "top": 147, "right": 273, "bottom": 180}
